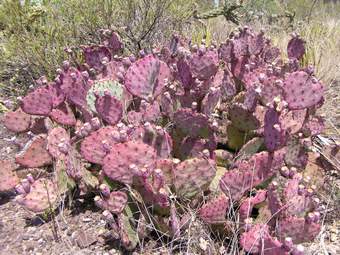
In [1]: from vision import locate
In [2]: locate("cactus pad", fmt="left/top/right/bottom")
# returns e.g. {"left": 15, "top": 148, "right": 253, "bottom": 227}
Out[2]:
{"left": 3, "top": 108, "right": 31, "bottom": 133}
{"left": 125, "top": 54, "right": 170, "bottom": 100}
{"left": 199, "top": 194, "right": 229, "bottom": 224}
{"left": 96, "top": 191, "right": 128, "bottom": 214}
{"left": 49, "top": 102, "right": 76, "bottom": 126}
{"left": 103, "top": 141, "right": 157, "bottom": 184}
{"left": 220, "top": 152, "right": 284, "bottom": 201}
{"left": 283, "top": 71, "right": 324, "bottom": 110}
{"left": 80, "top": 126, "right": 120, "bottom": 164}
{"left": 190, "top": 49, "right": 218, "bottom": 80}
{"left": 0, "top": 160, "right": 19, "bottom": 192}
{"left": 229, "top": 103, "right": 261, "bottom": 131}
{"left": 16, "top": 178, "right": 58, "bottom": 213}
{"left": 95, "top": 93, "right": 123, "bottom": 125}
{"left": 47, "top": 127, "right": 70, "bottom": 160}
{"left": 15, "top": 135, "right": 52, "bottom": 168}
{"left": 287, "top": 36, "right": 305, "bottom": 60}
{"left": 264, "top": 108, "right": 286, "bottom": 152}
{"left": 174, "top": 108, "right": 212, "bottom": 138}
{"left": 86, "top": 79, "right": 124, "bottom": 112}
{"left": 173, "top": 157, "right": 216, "bottom": 198}
{"left": 22, "top": 86, "right": 53, "bottom": 115}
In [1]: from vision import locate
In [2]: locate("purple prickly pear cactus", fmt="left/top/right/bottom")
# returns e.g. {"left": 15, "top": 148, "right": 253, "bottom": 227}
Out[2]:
{"left": 15, "top": 135, "right": 52, "bottom": 168}
{"left": 264, "top": 108, "right": 286, "bottom": 152}
{"left": 3, "top": 108, "right": 31, "bottom": 133}
{"left": 103, "top": 141, "right": 157, "bottom": 184}
{"left": 16, "top": 178, "right": 58, "bottom": 213}
{"left": 173, "top": 157, "right": 216, "bottom": 198}
{"left": 1, "top": 25, "right": 326, "bottom": 251}
{"left": 287, "top": 34, "right": 305, "bottom": 60}
{"left": 95, "top": 189, "right": 128, "bottom": 214}
{"left": 125, "top": 54, "right": 171, "bottom": 100}
{"left": 95, "top": 92, "right": 123, "bottom": 125}
{"left": 49, "top": 102, "right": 76, "bottom": 126}
{"left": 80, "top": 126, "right": 121, "bottom": 164}
{"left": 199, "top": 194, "right": 229, "bottom": 224}
{"left": 0, "top": 160, "right": 19, "bottom": 192}
{"left": 21, "top": 86, "right": 53, "bottom": 115}
{"left": 47, "top": 127, "right": 70, "bottom": 160}
{"left": 283, "top": 71, "right": 324, "bottom": 110}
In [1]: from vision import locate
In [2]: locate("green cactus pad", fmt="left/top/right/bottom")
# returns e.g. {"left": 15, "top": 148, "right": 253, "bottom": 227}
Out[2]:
{"left": 86, "top": 79, "right": 124, "bottom": 112}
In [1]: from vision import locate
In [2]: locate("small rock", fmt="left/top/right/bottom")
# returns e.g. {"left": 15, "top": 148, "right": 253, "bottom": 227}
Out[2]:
{"left": 74, "top": 230, "right": 97, "bottom": 248}
{"left": 22, "top": 234, "right": 30, "bottom": 240}
{"left": 199, "top": 237, "right": 208, "bottom": 251}
{"left": 330, "top": 232, "right": 337, "bottom": 242}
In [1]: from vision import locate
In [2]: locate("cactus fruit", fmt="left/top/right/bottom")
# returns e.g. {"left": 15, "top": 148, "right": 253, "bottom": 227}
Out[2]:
{"left": 15, "top": 135, "right": 52, "bottom": 168}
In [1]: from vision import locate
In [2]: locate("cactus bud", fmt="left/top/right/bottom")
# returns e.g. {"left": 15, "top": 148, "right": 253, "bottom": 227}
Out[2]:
{"left": 26, "top": 174, "right": 34, "bottom": 184}
{"left": 292, "top": 245, "right": 304, "bottom": 255}
{"left": 62, "top": 60, "right": 70, "bottom": 70}
{"left": 90, "top": 117, "right": 101, "bottom": 130}
{"left": 283, "top": 237, "right": 293, "bottom": 251}
{"left": 21, "top": 179, "right": 31, "bottom": 193}
{"left": 99, "top": 184, "right": 110, "bottom": 198}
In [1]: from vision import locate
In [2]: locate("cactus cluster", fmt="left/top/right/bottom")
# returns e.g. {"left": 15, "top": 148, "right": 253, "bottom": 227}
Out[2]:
{"left": 1, "top": 27, "right": 326, "bottom": 253}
